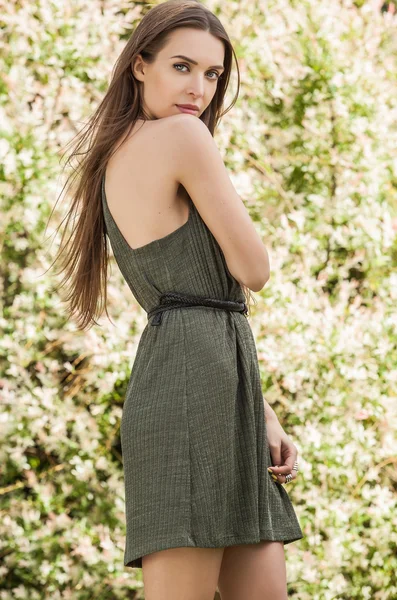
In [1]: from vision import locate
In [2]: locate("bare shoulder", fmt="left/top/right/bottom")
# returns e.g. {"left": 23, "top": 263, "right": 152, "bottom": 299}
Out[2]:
{"left": 158, "top": 114, "right": 211, "bottom": 146}
{"left": 160, "top": 113, "right": 208, "bottom": 131}
{"left": 121, "top": 115, "right": 206, "bottom": 164}
{"left": 158, "top": 115, "right": 217, "bottom": 182}
{"left": 126, "top": 115, "right": 213, "bottom": 187}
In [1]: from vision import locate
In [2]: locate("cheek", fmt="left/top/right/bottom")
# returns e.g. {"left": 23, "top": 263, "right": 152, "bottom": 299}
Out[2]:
{"left": 161, "top": 73, "right": 180, "bottom": 97}
{"left": 149, "top": 71, "right": 171, "bottom": 95}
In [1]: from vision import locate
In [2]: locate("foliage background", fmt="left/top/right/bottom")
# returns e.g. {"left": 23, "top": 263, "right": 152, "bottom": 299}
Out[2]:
{"left": 1, "top": 0, "right": 396, "bottom": 598}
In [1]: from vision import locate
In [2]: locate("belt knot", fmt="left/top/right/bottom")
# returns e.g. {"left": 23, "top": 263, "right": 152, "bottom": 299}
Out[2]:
{"left": 147, "top": 291, "right": 248, "bottom": 326}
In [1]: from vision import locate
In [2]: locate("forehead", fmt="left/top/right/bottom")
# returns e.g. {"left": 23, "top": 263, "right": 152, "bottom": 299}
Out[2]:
{"left": 162, "top": 28, "right": 225, "bottom": 64}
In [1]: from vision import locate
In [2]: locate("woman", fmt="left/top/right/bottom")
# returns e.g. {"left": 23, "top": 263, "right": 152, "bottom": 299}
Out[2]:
{"left": 53, "top": 1, "right": 303, "bottom": 598}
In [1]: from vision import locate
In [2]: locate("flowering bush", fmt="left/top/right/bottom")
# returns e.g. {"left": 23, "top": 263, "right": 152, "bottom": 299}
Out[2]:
{"left": 1, "top": 0, "right": 396, "bottom": 598}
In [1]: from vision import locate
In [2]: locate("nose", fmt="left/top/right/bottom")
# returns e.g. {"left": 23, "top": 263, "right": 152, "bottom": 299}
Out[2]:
{"left": 187, "top": 74, "right": 205, "bottom": 99}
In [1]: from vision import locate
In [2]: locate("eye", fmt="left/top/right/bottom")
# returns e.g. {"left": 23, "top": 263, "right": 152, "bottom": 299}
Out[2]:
{"left": 173, "top": 63, "right": 220, "bottom": 81}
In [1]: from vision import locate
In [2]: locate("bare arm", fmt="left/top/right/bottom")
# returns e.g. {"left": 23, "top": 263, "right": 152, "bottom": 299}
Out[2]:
{"left": 166, "top": 115, "right": 270, "bottom": 292}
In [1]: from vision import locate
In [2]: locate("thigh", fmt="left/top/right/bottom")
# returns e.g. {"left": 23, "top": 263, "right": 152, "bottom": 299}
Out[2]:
{"left": 217, "top": 541, "right": 288, "bottom": 600}
{"left": 142, "top": 546, "right": 225, "bottom": 600}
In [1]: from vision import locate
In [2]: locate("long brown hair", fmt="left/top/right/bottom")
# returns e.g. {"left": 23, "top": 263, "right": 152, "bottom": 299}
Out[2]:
{"left": 49, "top": 0, "right": 256, "bottom": 331}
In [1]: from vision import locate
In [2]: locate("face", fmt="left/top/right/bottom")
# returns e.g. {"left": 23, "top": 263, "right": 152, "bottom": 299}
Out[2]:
{"left": 132, "top": 28, "right": 225, "bottom": 120}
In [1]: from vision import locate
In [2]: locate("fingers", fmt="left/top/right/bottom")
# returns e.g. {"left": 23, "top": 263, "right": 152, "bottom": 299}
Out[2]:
{"left": 268, "top": 448, "right": 298, "bottom": 476}
{"left": 270, "top": 469, "right": 298, "bottom": 484}
{"left": 268, "top": 456, "right": 296, "bottom": 475}
{"left": 267, "top": 454, "right": 299, "bottom": 484}
{"left": 268, "top": 464, "right": 291, "bottom": 475}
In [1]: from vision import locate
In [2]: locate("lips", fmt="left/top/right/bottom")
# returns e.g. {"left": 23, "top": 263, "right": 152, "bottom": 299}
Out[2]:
{"left": 176, "top": 104, "right": 199, "bottom": 111}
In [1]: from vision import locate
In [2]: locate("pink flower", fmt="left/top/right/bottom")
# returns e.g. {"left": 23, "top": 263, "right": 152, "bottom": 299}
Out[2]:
{"left": 355, "top": 409, "right": 370, "bottom": 420}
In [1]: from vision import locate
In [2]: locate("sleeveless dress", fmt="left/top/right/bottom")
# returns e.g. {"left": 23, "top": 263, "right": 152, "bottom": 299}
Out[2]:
{"left": 101, "top": 172, "right": 303, "bottom": 569}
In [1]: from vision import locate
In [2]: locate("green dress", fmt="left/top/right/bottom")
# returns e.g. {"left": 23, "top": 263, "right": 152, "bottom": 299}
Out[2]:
{"left": 101, "top": 172, "right": 303, "bottom": 569}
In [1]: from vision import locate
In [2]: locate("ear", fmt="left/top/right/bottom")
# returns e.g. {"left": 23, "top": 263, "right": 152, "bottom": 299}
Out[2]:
{"left": 132, "top": 55, "right": 145, "bottom": 82}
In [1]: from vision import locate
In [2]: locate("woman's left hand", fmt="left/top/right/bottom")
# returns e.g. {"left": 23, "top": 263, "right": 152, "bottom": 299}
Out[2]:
{"left": 265, "top": 410, "right": 299, "bottom": 484}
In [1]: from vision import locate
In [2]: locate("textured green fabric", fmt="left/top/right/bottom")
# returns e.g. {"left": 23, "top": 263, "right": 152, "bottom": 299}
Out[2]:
{"left": 101, "top": 173, "right": 303, "bottom": 569}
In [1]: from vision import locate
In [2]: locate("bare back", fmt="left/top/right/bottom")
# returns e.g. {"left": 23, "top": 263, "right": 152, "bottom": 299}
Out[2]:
{"left": 104, "top": 117, "right": 190, "bottom": 251}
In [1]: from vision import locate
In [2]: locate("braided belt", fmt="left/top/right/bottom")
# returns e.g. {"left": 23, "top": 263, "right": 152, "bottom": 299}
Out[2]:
{"left": 147, "top": 291, "right": 248, "bottom": 326}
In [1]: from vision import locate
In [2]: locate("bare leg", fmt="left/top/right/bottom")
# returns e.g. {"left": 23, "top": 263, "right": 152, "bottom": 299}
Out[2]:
{"left": 142, "top": 546, "right": 225, "bottom": 600}
{"left": 217, "top": 541, "right": 288, "bottom": 600}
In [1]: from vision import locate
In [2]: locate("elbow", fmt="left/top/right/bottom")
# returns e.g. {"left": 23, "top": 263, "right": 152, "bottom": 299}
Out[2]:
{"left": 241, "top": 269, "right": 270, "bottom": 293}
{"left": 252, "top": 253, "right": 271, "bottom": 291}
{"left": 228, "top": 251, "right": 270, "bottom": 292}
{"left": 259, "top": 251, "right": 271, "bottom": 289}
{"left": 261, "top": 269, "right": 271, "bottom": 288}
{"left": 251, "top": 270, "right": 270, "bottom": 292}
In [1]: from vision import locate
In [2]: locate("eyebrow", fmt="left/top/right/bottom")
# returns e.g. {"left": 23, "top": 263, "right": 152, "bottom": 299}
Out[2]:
{"left": 170, "top": 55, "right": 225, "bottom": 71}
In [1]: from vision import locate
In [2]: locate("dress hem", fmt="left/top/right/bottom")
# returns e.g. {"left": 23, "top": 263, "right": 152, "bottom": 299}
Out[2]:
{"left": 124, "top": 528, "right": 304, "bottom": 569}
